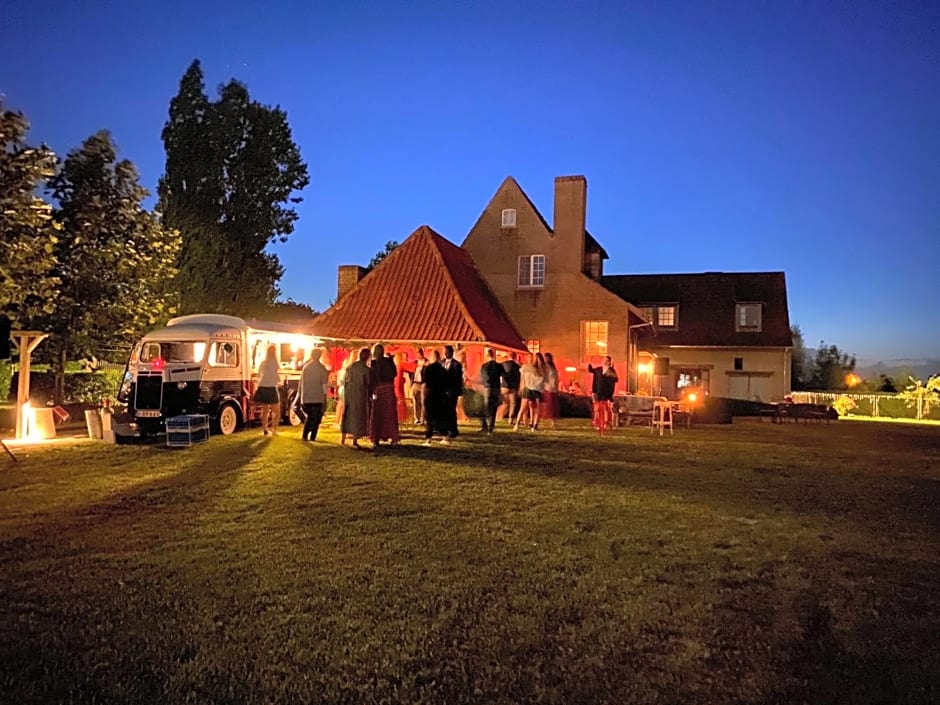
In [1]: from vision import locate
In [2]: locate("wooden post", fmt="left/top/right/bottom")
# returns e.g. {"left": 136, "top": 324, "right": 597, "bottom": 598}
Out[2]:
{"left": 11, "top": 332, "right": 49, "bottom": 440}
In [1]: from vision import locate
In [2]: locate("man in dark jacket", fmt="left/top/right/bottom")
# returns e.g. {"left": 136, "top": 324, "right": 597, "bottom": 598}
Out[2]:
{"left": 587, "top": 356, "right": 619, "bottom": 430}
{"left": 422, "top": 350, "right": 448, "bottom": 445}
{"left": 440, "top": 345, "right": 462, "bottom": 440}
{"left": 499, "top": 352, "right": 521, "bottom": 423}
{"left": 479, "top": 348, "right": 506, "bottom": 434}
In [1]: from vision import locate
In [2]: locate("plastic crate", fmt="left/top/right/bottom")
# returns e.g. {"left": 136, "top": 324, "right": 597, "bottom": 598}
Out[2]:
{"left": 166, "top": 414, "right": 210, "bottom": 447}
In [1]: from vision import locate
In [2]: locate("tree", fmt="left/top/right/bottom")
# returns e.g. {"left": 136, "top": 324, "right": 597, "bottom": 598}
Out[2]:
{"left": 0, "top": 104, "right": 60, "bottom": 323}
{"left": 897, "top": 375, "right": 940, "bottom": 420}
{"left": 159, "top": 60, "right": 309, "bottom": 317}
{"left": 807, "top": 341, "right": 857, "bottom": 390}
{"left": 790, "top": 325, "right": 808, "bottom": 390}
{"left": 264, "top": 298, "right": 320, "bottom": 324}
{"left": 41, "top": 131, "right": 180, "bottom": 402}
{"left": 367, "top": 240, "right": 400, "bottom": 272}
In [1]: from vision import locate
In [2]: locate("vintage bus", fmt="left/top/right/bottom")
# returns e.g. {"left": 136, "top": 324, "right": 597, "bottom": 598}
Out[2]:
{"left": 117, "top": 314, "right": 321, "bottom": 436}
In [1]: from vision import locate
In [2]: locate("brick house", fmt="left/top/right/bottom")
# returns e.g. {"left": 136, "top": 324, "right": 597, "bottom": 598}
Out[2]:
{"left": 462, "top": 175, "right": 793, "bottom": 401}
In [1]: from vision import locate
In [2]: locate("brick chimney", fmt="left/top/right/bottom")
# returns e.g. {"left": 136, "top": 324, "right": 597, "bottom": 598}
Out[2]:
{"left": 337, "top": 265, "right": 367, "bottom": 301}
{"left": 553, "top": 175, "right": 587, "bottom": 272}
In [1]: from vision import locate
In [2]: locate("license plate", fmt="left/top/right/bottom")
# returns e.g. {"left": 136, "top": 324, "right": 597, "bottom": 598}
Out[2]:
{"left": 136, "top": 410, "right": 161, "bottom": 418}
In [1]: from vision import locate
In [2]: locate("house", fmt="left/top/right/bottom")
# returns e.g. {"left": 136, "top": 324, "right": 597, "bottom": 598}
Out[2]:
{"left": 462, "top": 175, "right": 793, "bottom": 401}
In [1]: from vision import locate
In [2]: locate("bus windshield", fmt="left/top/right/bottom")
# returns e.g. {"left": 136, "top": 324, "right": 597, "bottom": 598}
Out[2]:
{"left": 140, "top": 341, "right": 207, "bottom": 364}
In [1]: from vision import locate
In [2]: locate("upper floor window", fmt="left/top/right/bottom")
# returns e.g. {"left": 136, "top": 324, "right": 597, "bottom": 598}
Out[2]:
{"left": 517, "top": 254, "right": 545, "bottom": 288}
{"left": 581, "top": 320, "right": 608, "bottom": 362}
{"left": 736, "top": 303, "right": 762, "bottom": 331}
{"left": 526, "top": 339, "right": 540, "bottom": 354}
{"left": 639, "top": 304, "right": 678, "bottom": 329}
{"left": 501, "top": 208, "right": 517, "bottom": 228}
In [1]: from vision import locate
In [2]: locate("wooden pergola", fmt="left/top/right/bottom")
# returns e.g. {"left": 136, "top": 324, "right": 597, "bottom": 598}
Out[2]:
{"left": 11, "top": 331, "right": 49, "bottom": 439}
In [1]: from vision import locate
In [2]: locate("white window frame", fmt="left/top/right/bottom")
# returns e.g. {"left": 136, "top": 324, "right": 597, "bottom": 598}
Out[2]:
{"left": 501, "top": 208, "right": 517, "bottom": 228}
{"left": 736, "top": 303, "right": 763, "bottom": 332}
{"left": 581, "top": 320, "right": 609, "bottom": 363}
{"left": 657, "top": 305, "right": 677, "bottom": 329}
{"left": 517, "top": 254, "right": 546, "bottom": 288}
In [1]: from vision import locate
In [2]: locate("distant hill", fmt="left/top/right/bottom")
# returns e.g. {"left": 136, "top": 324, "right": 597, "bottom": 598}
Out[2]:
{"left": 856, "top": 359, "right": 940, "bottom": 383}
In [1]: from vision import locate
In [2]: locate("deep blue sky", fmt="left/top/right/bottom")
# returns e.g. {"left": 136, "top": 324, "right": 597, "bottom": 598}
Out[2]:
{"left": 3, "top": 0, "right": 938, "bottom": 361}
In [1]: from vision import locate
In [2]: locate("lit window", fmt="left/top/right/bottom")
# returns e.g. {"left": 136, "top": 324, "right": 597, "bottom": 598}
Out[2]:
{"left": 526, "top": 339, "right": 540, "bottom": 354}
{"left": 517, "top": 254, "right": 546, "bottom": 288}
{"left": 501, "top": 208, "right": 517, "bottom": 228}
{"left": 209, "top": 341, "right": 239, "bottom": 368}
{"left": 657, "top": 306, "right": 676, "bottom": 328}
{"left": 736, "top": 303, "right": 762, "bottom": 331}
{"left": 581, "top": 320, "right": 608, "bottom": 362}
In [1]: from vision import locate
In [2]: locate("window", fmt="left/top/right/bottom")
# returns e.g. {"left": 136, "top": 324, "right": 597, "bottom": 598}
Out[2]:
{"left": 581, "top": 320, "right": 608, "bottom": 362}
{"left": 501, "top": 208, "right": 517, "bottom": 228}
{"left": 140, "top": 341, "right": 206, "bottom": 363}
{"left": 526, "top": 339, "right": 540, "bottom": 354}
{"left": 734, "top": 357, "right": 743, "bottom": 371}
{"left": 209, "top": 341, "right": 239, "bottom": 368}
{"left": 736, "top": 303, "right": 762, "bottom": 331}
{"left": 657, "top": 305, "right": 677, "bottom": 328}
{"left": 517, "top": 254, "right": 546, "bottom": 288}
{"left": 638, "top": 304, "right": 678, "bottom": 329}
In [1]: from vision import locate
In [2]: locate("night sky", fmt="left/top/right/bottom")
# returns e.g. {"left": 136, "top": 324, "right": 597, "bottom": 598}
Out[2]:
{"left": 3, "top": 0, "right": 938, "bottom": 361}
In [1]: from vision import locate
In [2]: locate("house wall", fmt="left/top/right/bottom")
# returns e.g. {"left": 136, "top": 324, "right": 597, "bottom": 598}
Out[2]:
{"left": 642, "top": 346, "right": 792, "bottom": 401}
{"left": 462, "top": 177, "right": 631, "bottom": 392}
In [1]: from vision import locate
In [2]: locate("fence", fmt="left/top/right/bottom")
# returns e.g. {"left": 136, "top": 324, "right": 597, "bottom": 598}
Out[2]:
{"left": 790, "top": 391, "right": 939, "bottom": 421}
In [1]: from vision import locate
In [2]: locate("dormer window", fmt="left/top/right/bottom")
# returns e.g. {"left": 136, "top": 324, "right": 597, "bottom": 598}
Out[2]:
{"left": 639, "top": 304, "right": 678, "bottom": 329}
{"left": 518, "top": 254, "right": 545, "bottom": 288}
{"left": 736, "top": 303, "right": 762, "bottom": 331}
{"left": 501, "top": 208, "right": 517, "bottom": 228}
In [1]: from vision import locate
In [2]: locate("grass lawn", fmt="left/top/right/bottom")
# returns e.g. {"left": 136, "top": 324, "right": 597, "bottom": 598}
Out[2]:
{"left": 1, "top": 419, "right": 939, "bottom": 704}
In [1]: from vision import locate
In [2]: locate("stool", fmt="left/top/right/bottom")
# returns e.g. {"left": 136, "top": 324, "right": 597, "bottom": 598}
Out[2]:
{"left": 651, "top": 401, "right": 673, "bottom": 436}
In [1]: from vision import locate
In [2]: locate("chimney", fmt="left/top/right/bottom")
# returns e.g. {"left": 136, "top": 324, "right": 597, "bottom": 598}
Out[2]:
{"left": 553, "top": 175, "right": 587, "bottom": 270}
{"left": 337, "top": 265, "right": 367, "bottom": 301}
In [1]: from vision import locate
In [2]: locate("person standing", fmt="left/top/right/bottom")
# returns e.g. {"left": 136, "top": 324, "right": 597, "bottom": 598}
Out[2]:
{"left": 514, "top": 353, "right": 545, "bottom": 431}
{"left": 255, "top": 345, "right": 281, "bottom": 436}
{"left": 588, "top": 356, "right": 619, "bottom": 432}
{"left": 341, "top": 348, "right": 371, "bottom": 448}
{"left": 422, "top": 350, "right": 448, "bottom": 445}
{"left": 369, "top": 344, "right": 400, "bottom": 447}
{"left": 499, "top": 352, "right": 521, "bottom": 423}
{"left": 479, "top": 348, "right": 506, "bottom": 434}
{"left": 541, "top": 352, "right": 560, "bottom": 430}
{"left": 411, "top": 348, "right": 427, "bottom": 425}
{"left": 441, "top": 345, "right": 462, "bottom": 440}
{"left": 299, "top": 348, "right": 329, "bottom": 442}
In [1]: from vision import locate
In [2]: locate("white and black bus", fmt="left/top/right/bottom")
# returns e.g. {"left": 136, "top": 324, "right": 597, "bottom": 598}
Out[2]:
{"left": 117, "top": 314, "right": 320, "bottom": 436}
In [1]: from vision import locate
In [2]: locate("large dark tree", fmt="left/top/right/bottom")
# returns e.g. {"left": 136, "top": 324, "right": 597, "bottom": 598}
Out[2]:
{"left": 808, "top": 341, "right": 857, "bottom": 391}
{"left": 366, "top": 240, "right": 400, "bottom": 272}
{"left": 789, "top": 325, "right": 808, "bottom": 390}
{"left": 0, "top": 104, "right": 60, "bottom": 322}
{"left": 41, "top": 131, "right": 180, "bottom": 402}
{"left": 159, "top": 60, "right": 309, "bottom": 316}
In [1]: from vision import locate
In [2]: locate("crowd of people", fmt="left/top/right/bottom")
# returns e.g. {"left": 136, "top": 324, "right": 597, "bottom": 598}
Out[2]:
{"left": 276, "top": 343, "right": 621, "bottom": 448}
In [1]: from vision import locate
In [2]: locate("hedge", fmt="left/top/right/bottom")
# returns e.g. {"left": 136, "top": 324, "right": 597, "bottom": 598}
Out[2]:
{"left": 7, "top": 369, "right": 124, "bottom": 404}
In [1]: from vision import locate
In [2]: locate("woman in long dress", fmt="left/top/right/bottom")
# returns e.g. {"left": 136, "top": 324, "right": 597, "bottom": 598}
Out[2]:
{"left": 369, "top": 344, "right": 400, "bottom": 446}
{"left": 341, "top": 348, "right": 371, "bottom": 448}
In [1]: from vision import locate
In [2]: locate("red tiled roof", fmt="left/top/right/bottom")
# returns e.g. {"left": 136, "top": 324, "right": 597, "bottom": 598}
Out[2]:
{"left": 313, "top": 226, "right": 527, "bottom": 351}
{"left": 602, "top": 272, "right": 793, "bottom": 348}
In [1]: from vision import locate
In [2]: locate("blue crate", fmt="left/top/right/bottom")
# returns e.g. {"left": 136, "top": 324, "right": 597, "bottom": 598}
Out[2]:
{"left": 166, "top": 414, "right": 210, "bottom": 447}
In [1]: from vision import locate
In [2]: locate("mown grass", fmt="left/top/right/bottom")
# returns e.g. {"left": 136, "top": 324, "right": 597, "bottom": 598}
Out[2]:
{"left": 1, "top": 419, "right": 939, "bottom": 704}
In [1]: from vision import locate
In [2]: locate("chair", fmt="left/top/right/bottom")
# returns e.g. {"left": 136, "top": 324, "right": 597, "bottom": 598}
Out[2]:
{"left": 651, "top": 399, "right": 673, "bottom": 436}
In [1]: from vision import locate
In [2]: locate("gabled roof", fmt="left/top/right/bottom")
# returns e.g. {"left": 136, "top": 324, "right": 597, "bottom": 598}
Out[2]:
{"left": 313, "top": 226, "right": 527, "bottom": 351}
{"left": 602, "top": 272, "right": 793, "bottom": 348}
{"left": 484, "top": 176, "right": 609, "bottom": 259}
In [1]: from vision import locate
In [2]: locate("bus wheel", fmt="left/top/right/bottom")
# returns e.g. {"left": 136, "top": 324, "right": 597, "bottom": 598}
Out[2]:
{"left": 216, "top": 403, "right": 241, "bottom": 436}
{"left": 284, "top": 392, "right": 303, "bottom": 427}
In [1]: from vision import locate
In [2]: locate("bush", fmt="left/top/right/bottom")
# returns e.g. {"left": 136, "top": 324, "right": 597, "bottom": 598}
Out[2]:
{"left": 0, "top": 361, "right": 13, "bottom": 402}
{"left": 9, "top": 369, "right": 123, "bottom": 404}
